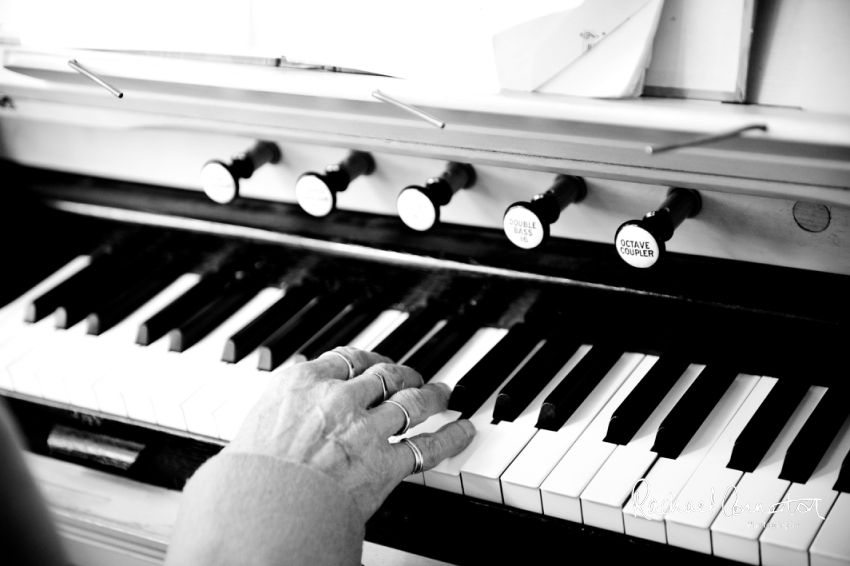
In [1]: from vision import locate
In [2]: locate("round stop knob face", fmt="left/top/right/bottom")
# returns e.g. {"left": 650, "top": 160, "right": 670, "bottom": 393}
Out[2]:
{"left": 201, "top": 161, "right": 238, "bottom": 204}
{"left": 615, "top": 223, "right": 661, "bottom": 268}
{"left": 503, "top": 205, "right": 546, "bottom": 249}
{"left": 295, "top": 174, "right": 335, "bottom": 217}
{"left": 397, "top": 188, "right": 437, "bottom": 231}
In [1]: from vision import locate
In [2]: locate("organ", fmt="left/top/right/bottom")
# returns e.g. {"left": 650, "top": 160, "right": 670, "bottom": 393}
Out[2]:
{"left": 1, "top": 2, "right": 850, "bottom": 566}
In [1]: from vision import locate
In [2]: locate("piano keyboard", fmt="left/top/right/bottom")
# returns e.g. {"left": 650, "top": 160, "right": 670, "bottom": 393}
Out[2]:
{"left": 1, "top": 236, "right": 848, "bottom": 566}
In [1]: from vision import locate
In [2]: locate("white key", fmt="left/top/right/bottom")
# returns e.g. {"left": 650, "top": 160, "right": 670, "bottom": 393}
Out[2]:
{"left": 623, "top": 373, "right": 760, "bottom": 543}
{"left": 0, "top": 256, "right": 93, "bottom": 387}
{"left": 0, "top": 318, "right": 59, "bottom": 392}
{"left": 760, "top": 416, "right": 850, "bottom": 566}
{"left": 396, "top": 327, "right": 504, "bottom": 486}
{"left": 406, "top": 327, "right": 508, "bottom": 493}
{"left": 213, "top": 370, "right": 274, "bottom": 441}
{"left": 459, "top": 344, "right": 591, "bottom": 503}
{"left": 348, "top": 309, "right": 408, "bottom": 351}
{"left": 151, "top": 288, "right": 285, "bottom": 430}
{"left": 182, "top": 350, "right": 262, "bottom": 438}
{"left": 501, "top": 352, "right": 642, "bottom": 514}
{"left": 711, "top": 385, "right": 826, "bottom": 565}
{"left": 0, "top": 255, "right": 90, "bottom": 332}
{"left": 539, "top": 355, "right": 657, "bottom": 522}
{"left": 90, "top": 275, "right": 203, "bottom": 417}
{"left": 665, "top": 376, "right": 777, "bottom": 554}
{"left": 395, "top": 411, "right": 461, "bottom": 486}
{"left": 810, "top": 492, "right": 850, "bottom": 566}
{"left": 56, "top": 275, "right": 202, "bottom": 411}
{"left": 8, "top": 322, "right": 87, "bottom": 399}
{"left": 581, "top": 363, "right": 705, "bottom": 532}
{"left": 424, "top": 330, "right": 535, "bottom": 494}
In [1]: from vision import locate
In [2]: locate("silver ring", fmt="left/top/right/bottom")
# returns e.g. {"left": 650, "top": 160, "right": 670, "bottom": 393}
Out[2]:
{"left": 383, "top": 400, "right": 411, "bottom": 436}
{"left": 323, "top": 348, "right": 355, "bottom": 380}
{"left": 365, "top": 370, "right": 389, "bottom": 403}
{"left": 402, "top": 438, "right": 424, "bottom": 474}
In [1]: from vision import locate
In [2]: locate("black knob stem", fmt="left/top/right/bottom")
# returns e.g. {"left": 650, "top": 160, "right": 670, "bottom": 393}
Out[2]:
{"left": 643, "top": 188, "right": 701, "bottom": 243}
{"left": 322, "top": 151, "right": 375, "bottom": 194}
{"left": 424, "top": 162, "right": 476, "bottom": 206}
{"left": 530, "top": 175, "right": 587, "bottom": 224}
{"left": 230, "top": 141, "right": 282, "bottom": 180}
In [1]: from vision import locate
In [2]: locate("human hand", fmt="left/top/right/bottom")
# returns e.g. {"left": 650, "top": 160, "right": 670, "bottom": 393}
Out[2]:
{"left": 225, "top": 346, "right": 476, "bottom": 520}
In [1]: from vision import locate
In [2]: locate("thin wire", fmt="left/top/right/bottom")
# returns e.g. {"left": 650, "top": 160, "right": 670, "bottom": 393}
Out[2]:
{"left": 68, "top": 60, "right": 124, "bottom": 98}
{"left": 646, "top": 124, "right": 767, "bottom": 155}
{"left": 372, "top": 90, "right": 445, "bottom": 129}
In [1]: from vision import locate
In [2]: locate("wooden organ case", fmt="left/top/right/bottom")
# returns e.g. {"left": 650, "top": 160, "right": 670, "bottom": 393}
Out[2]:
{"left": 0, "top": 3, "right": 849, "bottom": 566}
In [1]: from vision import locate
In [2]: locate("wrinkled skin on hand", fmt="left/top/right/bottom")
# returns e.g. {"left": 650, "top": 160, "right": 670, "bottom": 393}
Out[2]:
{"left": 227, "top": 347, "right": 475, "bottom": 519}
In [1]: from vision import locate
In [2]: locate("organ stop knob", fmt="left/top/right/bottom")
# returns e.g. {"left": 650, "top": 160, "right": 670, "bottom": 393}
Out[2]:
{"left": 295, "top": 151, "right": 376, "bottom": 217}
{"left": 615, "top": 188, "right": 702, "bottom": 268}
{"left": 397, "top": 162, "right": 476, "bottom": 231}
{"left": 503, "top": 175, "right": 587, "bottom": 249}
{"left": 200, "top": 141, "right": 282, "bottom": 204}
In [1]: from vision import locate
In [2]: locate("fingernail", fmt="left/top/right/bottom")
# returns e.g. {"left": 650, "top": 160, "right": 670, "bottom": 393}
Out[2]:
{"left": 458, "top": 419, "right": 476, "bottom": 439}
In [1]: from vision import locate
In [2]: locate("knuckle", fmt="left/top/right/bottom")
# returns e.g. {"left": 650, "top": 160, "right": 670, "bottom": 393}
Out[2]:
{"left": 396, "top": 388, "right": 429, "bottom": 415}
{"left": 416, "top": 433, "right": 446, "bottom": 467}
{"left": 370, "top": 362, "right": 398, "bottom": 380}
{"left": 398, "top": 364, "right": 424, "bottom": 388}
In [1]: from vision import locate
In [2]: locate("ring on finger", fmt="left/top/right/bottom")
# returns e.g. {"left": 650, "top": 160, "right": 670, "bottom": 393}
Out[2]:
{"left": 401, "top": 438, "right": 424, "bottom": 474}
{"left": 322, "top": 348, "right": 355, "bottom": 380}
{"left": 365, "top": 370, "right": 389, "bottom": 403}
{"left": 383, "top": 399, "right": 411, "bottom": 436}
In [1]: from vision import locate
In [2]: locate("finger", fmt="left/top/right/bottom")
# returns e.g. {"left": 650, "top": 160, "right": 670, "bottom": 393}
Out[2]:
{"left": 305, "top": 347, "right": 393, "bottom": 381}
{"left": 392, "top": 420, "right": 476, "bottom": 480}
{"left": 369, "top": 383, "right": 451, "bottom": 438}
{"left": 344, "top": 363, "right": 424, "bottom": 408}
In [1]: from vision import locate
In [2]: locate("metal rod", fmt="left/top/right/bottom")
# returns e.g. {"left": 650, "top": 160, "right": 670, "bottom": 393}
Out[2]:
{"left": 68, "top": 60, "right": 124, "bottom": 98}
{"left": 646, "top": 124, "right": 767, "bottom": 155}
{"left": 372, "top": 90, "right": 445, "bottom": 129}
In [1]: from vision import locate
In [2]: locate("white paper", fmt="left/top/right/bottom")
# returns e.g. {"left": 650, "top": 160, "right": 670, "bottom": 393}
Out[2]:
{"left": 537, "top": 0, "right": 665, "bottom": 98}
{"left": 493, "top": 0, "right": 652, "bottom": 92}
{"left": 14, "top": 0, "right": 665, "bottom": 97}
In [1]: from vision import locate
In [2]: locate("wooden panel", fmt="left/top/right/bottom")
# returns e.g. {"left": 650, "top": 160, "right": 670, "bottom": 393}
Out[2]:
{"left": 748, "top": 0, "right": 850, "bottom": 114}
{"left": 645, "top": 0, "right": 756, "bottom": 101}
{"left": 1, "top": 46, "right": 848, "bottom": 205}
{"left": 4, "top": 126, "right": 849, "bottom": 276}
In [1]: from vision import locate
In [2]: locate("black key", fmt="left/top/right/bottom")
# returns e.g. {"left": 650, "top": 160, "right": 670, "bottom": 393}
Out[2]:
{"left": 727, "top": 379, "right": 809, "bottom": 473}
{"left": 403, "top": 297, "right": 492, "bottom": 382}
{"left": 26, "top": 254, "right": 123, "bottom": 323}
{"left": 258, "top": 291, "right": 354, "bottom": 371}
{"left": 168, "top": 272, "right": 262, "bottom": 353}
{"left": 493, "top": 332, "right": 580, "bottom": 423}
{"left": 299, "top": 299, "right": 385, "bottom": 360}
{"left": 371, "top": 302, "right": 446, "bottom": 361}
{"left": 222, "top": 283, "right": 320, "bottom": 363}
{"left": 137, "top": 269, "right": 232, "bottom": 346}
{"left": 651, "top": 364, "right": 738, "bottom": 459}
{"left": 780, "top": 384, "right": 850, "bottom": 483}
{"left": 54, "top": 247, "right": 166, "bottom": 330}
{"left": 448, "top": 323, "right": 546, "bottom": 418}
{"left": 86, "top": 259, "right": 183, "bottom": 335}
{"left": 536, "top": 343, "right": 623, "bottom": 432}
{"left": 603, "top": 351, "right": 691, "bottom": 445}
{"left": 24, "top": 230, "right": 148, "bottom": 323}
{"left": 834, "top": 448, "right": 850, "bottom": 494}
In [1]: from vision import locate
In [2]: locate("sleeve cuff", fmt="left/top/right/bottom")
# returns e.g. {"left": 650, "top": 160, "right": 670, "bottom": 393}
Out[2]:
{"left": 166, "top": 453, "right": 365, "bottom": 566}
